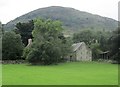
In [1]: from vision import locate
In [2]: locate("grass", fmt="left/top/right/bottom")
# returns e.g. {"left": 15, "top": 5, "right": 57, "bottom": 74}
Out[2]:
{"left": 0, "top": 64, "right": 2, "bottom": 86}
{"left": 2, "top": 62, "right": 118, "bottom": 85}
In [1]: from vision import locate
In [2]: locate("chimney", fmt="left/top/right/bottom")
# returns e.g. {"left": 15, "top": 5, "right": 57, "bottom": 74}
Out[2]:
{"left": 27, "top": 38, "right": 32, "bottom": 47}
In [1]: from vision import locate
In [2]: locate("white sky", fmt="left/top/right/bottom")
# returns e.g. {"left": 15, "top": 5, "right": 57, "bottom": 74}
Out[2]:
{"left": 0, "top": 0, "right": 119, "bottom": 24}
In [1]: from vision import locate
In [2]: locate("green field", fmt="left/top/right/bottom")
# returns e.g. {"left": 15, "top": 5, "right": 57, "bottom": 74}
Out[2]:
{"left": 2, "top": 62, "right": 118, "bottom": 85}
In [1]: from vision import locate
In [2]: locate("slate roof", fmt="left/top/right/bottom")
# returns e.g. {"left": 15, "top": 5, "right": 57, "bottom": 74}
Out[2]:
{"left": 72, "top": 42, "right": 84, "bottom": 52}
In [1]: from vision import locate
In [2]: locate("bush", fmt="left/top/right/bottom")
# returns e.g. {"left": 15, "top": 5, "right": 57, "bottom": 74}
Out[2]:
{"left": 2, "top": 32, "right": 24, "bottom": 60}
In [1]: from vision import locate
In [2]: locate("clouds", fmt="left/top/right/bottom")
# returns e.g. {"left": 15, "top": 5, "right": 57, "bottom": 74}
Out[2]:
{"left": 0, "top": 0, "right": 119, "bottom": 24}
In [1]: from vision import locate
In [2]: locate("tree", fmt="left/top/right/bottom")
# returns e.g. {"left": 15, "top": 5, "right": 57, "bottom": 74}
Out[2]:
{"left": 0, "top": 22, "right": 4, "bottom": 37}
{"left": 73, "top": 30, "right": 95, "bottom": 45}
{"left": 90, "top": 43, "right": 102, "bottom": 60}
{"left": 15, "top": 20, "right": 34, "bottom": 46}
{"left": 2, "top": 32, "right": 24, "bottom": 60}
{"left": 0, "top": 22, "right": 2, "bottom": 60}
{"left": 109, "top": 27, "right": 120, "bottom": 63}
{"left": 0, "top": 22, "right": 2, "bottom": 35}
{"left": 24, "top": 19, "right": 71, "bottom": 65}
{"left": 95, "top": 31, "right": 111, "bottom": 51}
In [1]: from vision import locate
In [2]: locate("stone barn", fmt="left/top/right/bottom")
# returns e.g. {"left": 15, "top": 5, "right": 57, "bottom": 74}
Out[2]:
{"left": 69, "top": 42, "right": 92, "bottom": 61}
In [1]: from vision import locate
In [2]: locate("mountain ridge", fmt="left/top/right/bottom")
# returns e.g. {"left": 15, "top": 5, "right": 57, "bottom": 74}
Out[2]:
{"left": 4, "top": 6, "right": 118, "bottom": 34}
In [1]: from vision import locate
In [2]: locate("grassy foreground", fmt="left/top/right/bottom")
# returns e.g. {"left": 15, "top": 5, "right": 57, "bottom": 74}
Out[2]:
{"left": 0, "top": 64, "right": 2, "bottom": 86}
{"left": 2, "top": 62, "right": 118, "bottom": 85}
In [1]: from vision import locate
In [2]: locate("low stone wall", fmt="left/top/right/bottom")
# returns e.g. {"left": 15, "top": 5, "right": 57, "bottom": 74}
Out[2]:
{"left": 1, "top": 60, "right": 26, "bottom": 64}
{"left": 97, "top": 59, "right": 113, "bottom": 63}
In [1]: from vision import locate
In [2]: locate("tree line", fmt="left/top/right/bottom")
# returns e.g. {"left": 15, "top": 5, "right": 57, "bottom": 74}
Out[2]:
{"left": 2, "top": 19, "right": 72, "bottom": 65}
{"left": 73, "top": 27, "right": 120, "bottom": 63}
{"left": 1, "top": 19, "right": 120, "bottom": 64}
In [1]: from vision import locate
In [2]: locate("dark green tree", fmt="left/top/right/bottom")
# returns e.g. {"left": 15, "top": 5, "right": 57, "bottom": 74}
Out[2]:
{"left": 2, "top": 32, "right": 24, "bottom": 60}
{"left": 15, "top": 20, "right": 34, "bottom": 46}
{"left": 109, "top": 27, "right": 120, "bottom": 63}
{"left": 0, "top": 22, "right": 2, "bottom": 60}
{"left": 0, "top": 22, "right": 3, "bottom": 37}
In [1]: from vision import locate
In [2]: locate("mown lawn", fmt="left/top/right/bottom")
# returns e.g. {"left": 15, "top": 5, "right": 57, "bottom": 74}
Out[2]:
{"left": 0, "top": 64, "right": 2, "bottom": 86}
{"left": 2, "top": 62, "right": 118, "bottom": 85}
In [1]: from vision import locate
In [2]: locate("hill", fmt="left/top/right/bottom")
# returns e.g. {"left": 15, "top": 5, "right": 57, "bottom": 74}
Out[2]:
{"left": 3, "top": 6, "right": 118, "bottom": 35}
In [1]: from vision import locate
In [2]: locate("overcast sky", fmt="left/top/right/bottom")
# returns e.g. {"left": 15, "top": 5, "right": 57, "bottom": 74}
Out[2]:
{"left": 0, "top": 0, "right": 119, "bottom": 24}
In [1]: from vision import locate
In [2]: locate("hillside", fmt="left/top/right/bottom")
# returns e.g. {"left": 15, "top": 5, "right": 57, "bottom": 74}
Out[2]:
{"left": 3, "top": 6, "right": 118, "bottom": 34}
